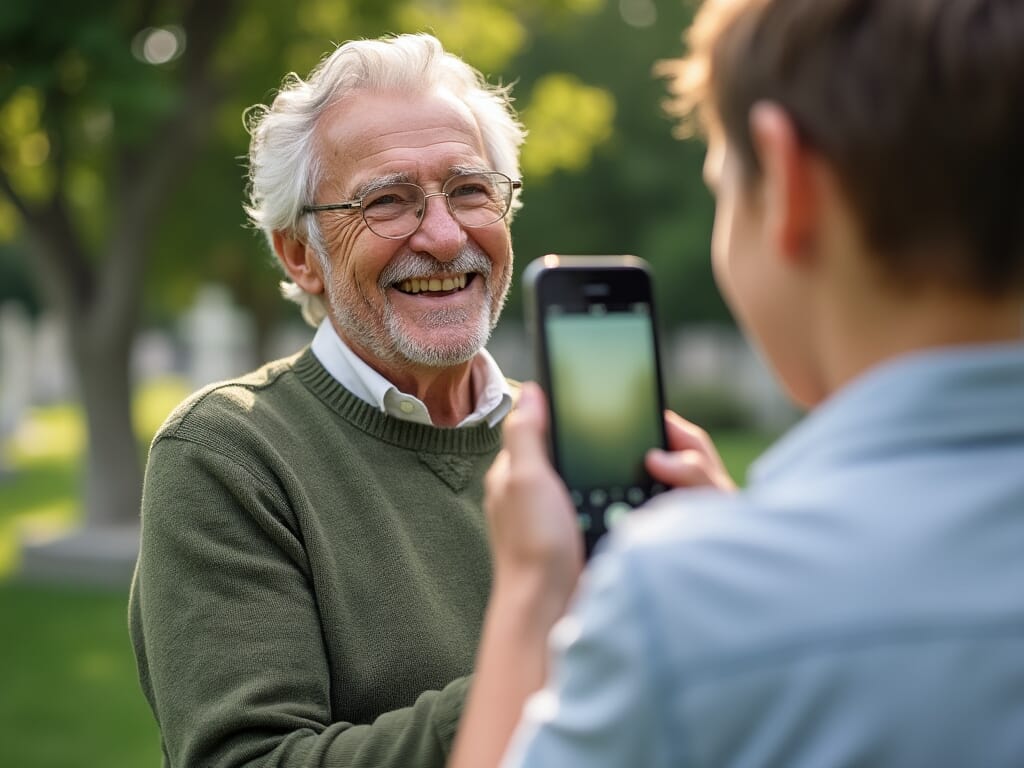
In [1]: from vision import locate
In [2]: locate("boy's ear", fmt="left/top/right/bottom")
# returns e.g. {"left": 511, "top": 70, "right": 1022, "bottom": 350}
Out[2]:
{"left": 748, "top": 102, "right": 819, "bottom": 264}
{"left": 272, "top": 231, "right": 325, "bottom": 295}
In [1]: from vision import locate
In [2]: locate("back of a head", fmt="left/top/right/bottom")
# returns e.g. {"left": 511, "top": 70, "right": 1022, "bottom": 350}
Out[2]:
{"left": 663, "top": 0, "right": 1024, "bottom": 297}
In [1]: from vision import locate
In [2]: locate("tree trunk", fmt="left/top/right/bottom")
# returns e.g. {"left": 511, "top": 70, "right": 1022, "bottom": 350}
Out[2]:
{"left": 69, "top": 312, "right": 142, "bottom": 528}
{"left": 4, "top": 1, "right": 240, "bottom": 582}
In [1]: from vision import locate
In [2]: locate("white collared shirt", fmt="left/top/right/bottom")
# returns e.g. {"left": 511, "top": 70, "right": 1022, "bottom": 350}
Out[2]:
{"left": 310, "top": 318, "right": 512, "bottom": 428}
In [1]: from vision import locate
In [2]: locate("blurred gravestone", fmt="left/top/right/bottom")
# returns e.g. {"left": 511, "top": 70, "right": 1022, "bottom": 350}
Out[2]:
{"left": 132, "top": 328, "right": 180, "bottom": 383}
{"left": 16, "top": 308, "right": 138, "bottom": 587}
{"left": 0, "top": 302, "right": 33, "bottom": 476}
{"left": 31, "top": 313, "right": 75, "bottom": 404}
{"left": 182, "top": 284, "right": 257, "bottom": 388}
{"left": 668, "top": 325, "right": 797, "bottom": 431}
{"left": 266, "top": 321, "right": 315, "bottom": 361}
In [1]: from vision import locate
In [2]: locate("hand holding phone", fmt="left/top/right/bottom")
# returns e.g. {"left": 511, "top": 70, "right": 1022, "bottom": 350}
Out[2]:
{"left": 523, "top": 254, "right": 669, "bottom": 557}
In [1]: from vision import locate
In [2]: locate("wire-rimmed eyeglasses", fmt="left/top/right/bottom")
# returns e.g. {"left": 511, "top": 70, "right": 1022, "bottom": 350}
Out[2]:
{"left": 301, "top": 171, "right": 522, "bottom": 240}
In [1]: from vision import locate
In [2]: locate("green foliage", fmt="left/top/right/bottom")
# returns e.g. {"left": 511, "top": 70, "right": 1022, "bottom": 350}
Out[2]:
{"left": 521, "top": 74, "right": 616, "bottom": 179}
{"left": 0, "top": 87, "right": 55, "bottom": 205}
{"left": 395, "top": 1, "right": 527, "bottom": 73}
{"left": 1, "top": 0, "right": 726, "bottom": 334}
{"left": 0, "top": 0, "right": 190, "bottom": 253}
{"left": 0, "top": 242, "right": 38, "bottom": 310}
{"left": 501, "top": 0, "right": 729, "bottom": 331}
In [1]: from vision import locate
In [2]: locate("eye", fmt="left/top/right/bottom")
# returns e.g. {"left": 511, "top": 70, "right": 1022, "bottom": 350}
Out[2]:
{"left": 450, "top": 182, "right": 485, "bottom": 197}
{"left": 364, "top": 185, "right": 418, "bottom": 209}
{"left": 448, "top": 176, "right": 494, "bottom": 202}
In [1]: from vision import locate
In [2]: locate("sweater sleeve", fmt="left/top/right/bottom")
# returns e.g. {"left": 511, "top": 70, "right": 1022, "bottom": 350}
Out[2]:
{"left": 129, "top": 434, "right": 468, "bottom": 768}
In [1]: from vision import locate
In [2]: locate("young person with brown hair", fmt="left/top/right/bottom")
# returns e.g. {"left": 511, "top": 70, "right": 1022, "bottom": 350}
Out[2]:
{"left": 450, "top": 0, "right": 1024, "bottom": 765}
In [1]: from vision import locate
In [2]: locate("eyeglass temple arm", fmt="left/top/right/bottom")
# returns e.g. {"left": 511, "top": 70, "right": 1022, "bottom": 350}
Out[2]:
{"left": 302, "top": 201, "right": 362, "bottom": 213}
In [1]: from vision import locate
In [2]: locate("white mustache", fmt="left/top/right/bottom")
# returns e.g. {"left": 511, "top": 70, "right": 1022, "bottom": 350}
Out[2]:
{"left": 379, "top": 247, "right": 492, "bottom": 288}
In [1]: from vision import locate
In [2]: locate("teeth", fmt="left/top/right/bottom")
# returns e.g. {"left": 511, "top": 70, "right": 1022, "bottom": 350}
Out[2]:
{"left": 397, "top": 273, "right": 470, "bottom": 294}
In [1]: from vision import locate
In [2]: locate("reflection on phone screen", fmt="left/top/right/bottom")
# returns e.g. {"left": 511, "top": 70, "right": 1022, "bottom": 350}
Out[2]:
{"left": 544, "top": 302, "right": 666, "bottom": 551}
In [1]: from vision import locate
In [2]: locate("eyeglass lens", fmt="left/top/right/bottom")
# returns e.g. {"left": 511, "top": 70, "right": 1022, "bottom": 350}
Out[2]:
{"left": 361, "top": 172, "right": 513, "bottom": 238}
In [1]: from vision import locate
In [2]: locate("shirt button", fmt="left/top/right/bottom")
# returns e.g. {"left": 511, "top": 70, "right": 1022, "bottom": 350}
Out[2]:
{"left": 399, "top": 401, "right": 415, "bottom": 414}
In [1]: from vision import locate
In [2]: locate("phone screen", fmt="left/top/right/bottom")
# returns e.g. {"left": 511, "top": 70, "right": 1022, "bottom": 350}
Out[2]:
{"left": 542, "top": 299, "right": 667, "bottom": 551}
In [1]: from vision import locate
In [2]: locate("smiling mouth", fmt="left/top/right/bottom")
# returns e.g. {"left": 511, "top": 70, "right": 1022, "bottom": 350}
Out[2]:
{"left": 395, "top": 273, "right": 475, "bottom": 295}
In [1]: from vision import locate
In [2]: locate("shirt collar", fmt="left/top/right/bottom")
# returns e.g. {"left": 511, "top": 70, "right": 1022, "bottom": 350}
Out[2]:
{"left": 310, "top": 318, "right": 512, "bottom": 428}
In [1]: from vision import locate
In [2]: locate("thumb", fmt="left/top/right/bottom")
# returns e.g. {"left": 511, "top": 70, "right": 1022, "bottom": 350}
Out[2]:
{"left": 503, "top": 381, "right": 549, "bottom": 460}
{"left": 646, "top": 446, "right": 737, "bottom": 491}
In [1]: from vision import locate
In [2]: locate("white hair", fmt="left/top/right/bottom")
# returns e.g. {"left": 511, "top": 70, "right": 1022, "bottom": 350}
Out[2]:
{"left": 244, "top": 33, "right": 526, "bottom": 326}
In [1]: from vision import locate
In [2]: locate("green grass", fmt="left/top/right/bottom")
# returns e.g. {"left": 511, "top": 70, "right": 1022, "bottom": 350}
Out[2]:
{"left": 716, "top": 429, "right": 777, "bottom": 484}
{"left": 0, "top": 583, "right": 163, "bottom": 767}
{"left": 0, "top": 404, "right": 82, "bottom": 575}
{"left": 0, "top": 377, "right": 188, "bottom": 768}
{"left": 0, "top": 381, "right": 779, "bottom": 768}
{"left": 0, "top": 377, "right": 190, "bottom": 576}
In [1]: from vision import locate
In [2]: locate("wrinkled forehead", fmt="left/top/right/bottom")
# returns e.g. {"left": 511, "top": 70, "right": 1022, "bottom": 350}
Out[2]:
{"left": 313, "top": 87, "right": 489, "bottom": 194}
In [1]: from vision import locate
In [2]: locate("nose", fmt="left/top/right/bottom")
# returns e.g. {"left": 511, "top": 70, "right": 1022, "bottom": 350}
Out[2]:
{"left": 408, "top": 191, "right": 465, "bottom": 261}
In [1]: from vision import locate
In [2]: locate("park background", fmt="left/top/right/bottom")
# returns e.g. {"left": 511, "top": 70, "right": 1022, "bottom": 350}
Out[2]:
{"left": 0, "top": 1, "right": 797, "bottom": 765}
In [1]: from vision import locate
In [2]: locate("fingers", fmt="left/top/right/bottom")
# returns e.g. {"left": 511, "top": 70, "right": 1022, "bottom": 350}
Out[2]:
{"left": 500, "top": 382, "right": 549, "bottom": 464}
{"left": 484, "top": 448, "right": 510, "bottom": 501}
{"left": 646, "top": 410, "right": 737, "bottom": 491}
{"left": 646, "top": 447, "right": 734, "bottom": 490}
{"left": 484, "top": 381, "right": 584, "bottom": 582}
{"left": 664, "top": 409, "right": 715, "bottom": 453}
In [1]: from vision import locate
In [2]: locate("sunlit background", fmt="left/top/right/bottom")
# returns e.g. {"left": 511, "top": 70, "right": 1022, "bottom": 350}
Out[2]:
{"left": 0, "top": 2, "right": 793, "bottom": 765}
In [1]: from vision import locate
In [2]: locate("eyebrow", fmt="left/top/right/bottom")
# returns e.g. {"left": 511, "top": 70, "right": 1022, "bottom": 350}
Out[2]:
{"left": 449, "top": 163, "right": 492, "bottom": 177}
{"left": 350, "top": 165, "right": 494, "bottom": 199}
{"left": 350, "top": 172, "right": 413, "bottom": 200}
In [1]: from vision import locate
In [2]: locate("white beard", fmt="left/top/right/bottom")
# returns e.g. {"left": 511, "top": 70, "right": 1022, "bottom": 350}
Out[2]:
{"left": 322, "top": 244, "right": 509, "bottom": 369}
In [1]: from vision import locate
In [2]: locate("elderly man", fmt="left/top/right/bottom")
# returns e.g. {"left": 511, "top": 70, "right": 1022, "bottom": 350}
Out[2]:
{"left": 129, "top": 33, "right": 524, "bottom": 768}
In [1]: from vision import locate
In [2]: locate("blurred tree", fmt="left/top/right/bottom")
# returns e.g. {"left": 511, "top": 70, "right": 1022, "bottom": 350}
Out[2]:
{"left": 500, "top": 0, "right": 728, "bottom": 331}
{"left": 1, "top": 0, "right": 241, "bottom": 531}
{"left": 0, "top": 0, "right": 614, "bottom": 532}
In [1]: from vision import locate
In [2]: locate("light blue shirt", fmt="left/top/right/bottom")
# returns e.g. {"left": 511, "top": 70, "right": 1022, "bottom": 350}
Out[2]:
{"left": 504, "top": 343, "right": 1024, "bottom": 767}
{"left": 310, "top": 319, "right": 512, "bottom": 428}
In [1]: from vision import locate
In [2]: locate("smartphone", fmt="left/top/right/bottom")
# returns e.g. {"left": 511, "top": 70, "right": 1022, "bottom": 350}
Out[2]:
{"left": 523, "top": 254, "right": 669, "bottom": 557}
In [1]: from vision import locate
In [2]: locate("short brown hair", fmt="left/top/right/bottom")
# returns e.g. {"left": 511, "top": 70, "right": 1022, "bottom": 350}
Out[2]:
{"left": 660, "top": 0, "right": 1024, "bottom": 296}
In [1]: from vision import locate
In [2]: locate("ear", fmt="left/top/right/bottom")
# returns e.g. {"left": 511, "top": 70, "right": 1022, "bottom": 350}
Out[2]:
{"left": 748, "top": 102, "right": 819, "bottom": 265}
{"left": 272, "top": 230, "right": 325, "bottom": 295}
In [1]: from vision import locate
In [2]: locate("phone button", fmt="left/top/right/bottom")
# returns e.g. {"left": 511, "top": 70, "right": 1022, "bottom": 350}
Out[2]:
{"left": 578, "top": 512, "right": 593, "bottom": 532}
{"left": 626, "top": 487, "right": 646, "bottom": 505}
{"left": 604, "top": 502, "right": 631, "bottom": 530}
{"left": 589, "top": 489, "right": 608, "bottom": 508}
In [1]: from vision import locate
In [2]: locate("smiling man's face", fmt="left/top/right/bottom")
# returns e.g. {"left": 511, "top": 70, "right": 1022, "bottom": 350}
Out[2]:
{"left": 308, "top": 87, "right": 513, "bottom": 373}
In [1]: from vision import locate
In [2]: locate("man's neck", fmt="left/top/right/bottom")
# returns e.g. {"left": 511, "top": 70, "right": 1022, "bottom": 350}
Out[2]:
{"left": 818, "top": 284, "right": 1023, "bottom": 401}
{"left": 340, "top": 332, "right": 478, "bottom": 428}
{"left": 381, "top": 360, "right": 477, "bottom": 428}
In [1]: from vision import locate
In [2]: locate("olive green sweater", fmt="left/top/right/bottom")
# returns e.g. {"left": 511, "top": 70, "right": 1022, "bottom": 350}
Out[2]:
{"left": 129, "top": 347, "right": 504, "bottom": 767}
